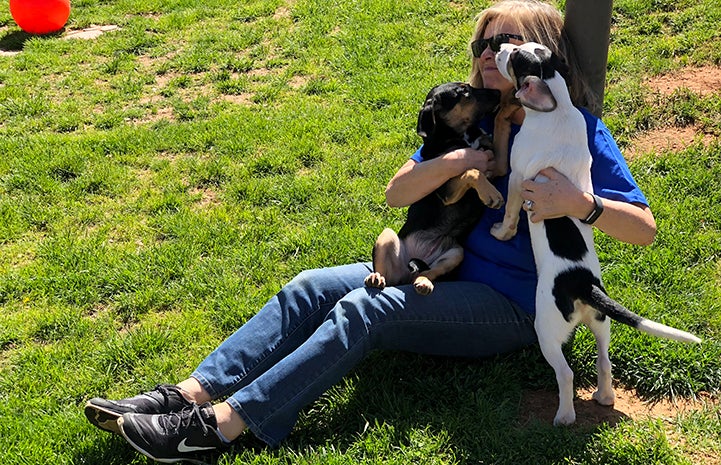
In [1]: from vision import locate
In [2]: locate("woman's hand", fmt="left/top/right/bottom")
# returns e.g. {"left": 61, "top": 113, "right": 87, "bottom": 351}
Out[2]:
{"left": 521, "top": 167, "right": 657, "bottom": 246}
{"left": 385, "top": 147, "right": 496, "bottom": 208}
{"left": 520, "top": 167, "right": 582, "bottom": 220}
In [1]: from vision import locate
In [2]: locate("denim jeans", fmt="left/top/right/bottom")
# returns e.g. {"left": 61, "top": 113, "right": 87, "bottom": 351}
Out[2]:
{"left": 191, "top": 262, "right": 537, "bottom": 447}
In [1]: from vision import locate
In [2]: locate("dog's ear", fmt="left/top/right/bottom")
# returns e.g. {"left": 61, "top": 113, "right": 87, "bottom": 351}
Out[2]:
{"left": 531, "top": 45, "right": 552, "bottom": 63}
{"left": 516, "top": 76, "right": 556, "bottom": 112}
{"left": 532, "top": 45, "right": 570, "bottom": 82}
{"left": 550, "top": 52, "right": 570, "bottom": 82}
{"left": 416, "top": 98, "right": 436, "bottom": 139}
{"left": 531, "top": 46, "right": 560, "bottom": 81}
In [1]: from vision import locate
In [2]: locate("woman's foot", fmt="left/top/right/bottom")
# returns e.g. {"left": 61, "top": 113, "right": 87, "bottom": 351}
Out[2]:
{"left": 118, "top": 402, "right": 228, "bottom": 464}
{"left": 84, "top": 384, "right": 194, "bottom": 434}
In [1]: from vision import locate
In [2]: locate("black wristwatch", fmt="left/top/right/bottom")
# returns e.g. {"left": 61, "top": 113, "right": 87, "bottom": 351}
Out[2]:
{"left": 580, "top": 193, "right": 604, "bottom": 224}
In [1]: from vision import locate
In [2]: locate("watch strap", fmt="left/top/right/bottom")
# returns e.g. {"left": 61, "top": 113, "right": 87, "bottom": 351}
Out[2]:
{"left": 581, "top": 193, "right": 604, "bottom": 224}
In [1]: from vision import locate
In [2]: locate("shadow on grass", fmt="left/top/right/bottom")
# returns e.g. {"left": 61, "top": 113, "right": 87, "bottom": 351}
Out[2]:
{"left": 239, "top": 349, "right": 630, "bottom": 464}
{"left": 0, "top": 29, "right": 65, "bottom": 52}
{"left": 74, "top": 349, "right": 631, "bottom": 465}
{"left": 74, "top": 430, "right": 149, "bottom": 465}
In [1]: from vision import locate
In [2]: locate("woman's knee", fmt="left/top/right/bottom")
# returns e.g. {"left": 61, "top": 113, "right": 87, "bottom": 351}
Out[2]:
{"left": 330, "top": 287, "right": 390, "bottom": 325}
{"left": 288, "top": 268, "right": 324, "bottom": 290}
{"left": 284, "top": 264, "right": 369, "bottom": 302}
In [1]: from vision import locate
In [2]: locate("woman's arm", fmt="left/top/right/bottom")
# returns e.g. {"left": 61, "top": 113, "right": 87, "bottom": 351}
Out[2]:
{"left": 521, "top": 167, "right": 657, "bottom": 246}
{"left": 385, "top": 147, "right": 496, "bottom": 207}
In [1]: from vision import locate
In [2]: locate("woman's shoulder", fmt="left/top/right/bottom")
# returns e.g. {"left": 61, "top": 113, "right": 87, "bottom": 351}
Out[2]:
{"left": 577, "top": 107, "right": 610, "bottom": 135}
{"left": 576, "top": 107, "right": 620, "bottom": 159}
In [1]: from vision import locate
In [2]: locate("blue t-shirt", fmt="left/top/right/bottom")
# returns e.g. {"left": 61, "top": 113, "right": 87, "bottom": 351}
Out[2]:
{"left": 410, "top": 107, "right": 647, "bottom": 315}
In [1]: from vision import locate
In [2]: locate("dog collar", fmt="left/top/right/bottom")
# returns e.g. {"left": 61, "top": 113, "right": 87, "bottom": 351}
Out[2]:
{"left": 581, "top": 193, "right": 604, "bottom": 225}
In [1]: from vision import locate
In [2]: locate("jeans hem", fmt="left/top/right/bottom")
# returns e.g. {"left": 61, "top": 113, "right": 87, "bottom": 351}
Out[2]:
{"left": 228, "top": 398, "right": 281, "bottom": 448}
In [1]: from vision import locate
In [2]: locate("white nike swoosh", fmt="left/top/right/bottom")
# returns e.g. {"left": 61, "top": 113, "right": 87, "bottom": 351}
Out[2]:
{"left": 177, "top": 438, "right": 216, "bottom": 453}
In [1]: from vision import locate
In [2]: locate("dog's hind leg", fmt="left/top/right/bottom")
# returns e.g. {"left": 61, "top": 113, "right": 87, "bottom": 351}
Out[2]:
{"left": 365, "top": 228, "right": 407, "bottom": 290}
{"left": 538, "top": 335, "right": 576, "bottom": 426}
{"left": 535, "top": 304, "right": 577, "bottom": 426}
{"left": 585, "top": 314, "right": 615, "bottom": 406}
{"left": 413, "top": 246, "right": 464, "bottom": 295}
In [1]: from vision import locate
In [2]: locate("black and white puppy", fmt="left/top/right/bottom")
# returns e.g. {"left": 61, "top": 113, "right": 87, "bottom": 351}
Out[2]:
{"left": 491, "top": 42, "right": 701, "bottom": 426}
{"left": 365, "top": 82, "right": 502, "bottom": 295}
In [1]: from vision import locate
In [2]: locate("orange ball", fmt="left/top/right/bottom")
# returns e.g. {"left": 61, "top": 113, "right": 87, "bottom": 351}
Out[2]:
{"left": 10, "top": 0, "right": 71, "bottom": 35}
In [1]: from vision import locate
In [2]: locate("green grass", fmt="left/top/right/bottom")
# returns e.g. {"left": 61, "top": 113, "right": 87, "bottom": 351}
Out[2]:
{"left": 0, "top": 0, "right": 720, "bottom": 464}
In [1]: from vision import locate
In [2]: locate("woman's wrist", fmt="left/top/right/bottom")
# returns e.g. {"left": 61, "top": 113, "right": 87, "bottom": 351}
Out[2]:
{"left": 580, "top": 193, "right": 604, "bottom": 224}
{"left": 442, "top": 147, "right": 486, "bottom": 176}
{"left": 576, "top": 191, "right": 598, "bottom": 222}
{"left": 439, "top": 149, "right": 470, "bottom": 176}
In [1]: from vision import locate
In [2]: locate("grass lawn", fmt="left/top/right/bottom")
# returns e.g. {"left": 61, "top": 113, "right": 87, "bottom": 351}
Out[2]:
{"left": 0, "top": 0, "right": 719, "bottom": 464}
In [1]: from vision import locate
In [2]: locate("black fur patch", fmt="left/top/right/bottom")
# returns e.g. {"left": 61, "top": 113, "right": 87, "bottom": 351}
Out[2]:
{"left": 509, "top": 46, "right": 569, "bottom": 87}
{"left": 552, "top": 267, "right": 646, "bottom": 329}
{"left": 552, "top": 267, "right": 605, "bottom": 323}
{"left": 544, "top": 217, "right": 588, "bottom": 261}
{"left": 588, "top": 284, "right": 643, "bottom": 328}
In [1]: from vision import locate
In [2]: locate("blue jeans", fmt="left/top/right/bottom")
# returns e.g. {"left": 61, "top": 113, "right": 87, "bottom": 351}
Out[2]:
{"left": 191, "top": 262, "right": 536, "bottom": 447}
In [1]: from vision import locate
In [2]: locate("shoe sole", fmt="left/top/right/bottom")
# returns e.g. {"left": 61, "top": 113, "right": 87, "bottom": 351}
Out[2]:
{"left": 117, "top": 417, "right": 210, "bottom": 465}
{"left": 84, "top": 402, "right": 123, "bottom": 435}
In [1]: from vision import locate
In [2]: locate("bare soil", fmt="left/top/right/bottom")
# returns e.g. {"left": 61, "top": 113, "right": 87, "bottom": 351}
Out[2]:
{"left": 519, "top": 386, "right": 718, "bottom": 428}
{"left": 645, "top": 65, "right": 721, "bottom": 97}
{"left": 520, "top": 386, "right": 720, "bottom": 464}
{"left": 626, "top": 65, "right": 720, "bottom": 158}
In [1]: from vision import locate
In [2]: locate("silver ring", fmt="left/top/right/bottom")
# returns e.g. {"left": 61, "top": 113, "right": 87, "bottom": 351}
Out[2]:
{"left": 524, "top": 200, "right": 534, "bottom": 211}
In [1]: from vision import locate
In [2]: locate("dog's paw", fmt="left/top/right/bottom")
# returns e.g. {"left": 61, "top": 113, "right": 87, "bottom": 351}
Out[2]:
{"left": 483, "top": 191, "right": 505, "bottom": 209}
{"left": 364, "top": 272, "right": 386, "bottom": 289}
{"left": 413, "top": 276, "right": 434, "bottom": 295}
{"left": 490, "top": 222, "right": 516, "bottom": 241}
{"left": 553, "top": 409, "right": 576, "bottom": 426}
{"left": 592, "top": 389, "right": 615, "bottom": 406}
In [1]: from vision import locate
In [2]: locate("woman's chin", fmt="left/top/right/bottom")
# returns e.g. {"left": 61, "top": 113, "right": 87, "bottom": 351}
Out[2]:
{"left": 482, "top": 75, "right": 513, "bottom": 93}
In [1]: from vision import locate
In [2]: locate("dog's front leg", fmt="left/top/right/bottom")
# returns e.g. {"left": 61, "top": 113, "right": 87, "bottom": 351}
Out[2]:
{"left": 442, "top": 170, "right": 504, "bottom": 209}
{"left": 413, "top": 246, "right": 464, "bottom": 295}
{"left": 491, "top": 171, "right": 523, "bottom": 241}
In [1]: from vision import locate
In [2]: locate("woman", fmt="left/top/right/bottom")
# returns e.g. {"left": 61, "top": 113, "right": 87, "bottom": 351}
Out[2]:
{"left": 84, "top": 1, "right": 655, "bottom": 462}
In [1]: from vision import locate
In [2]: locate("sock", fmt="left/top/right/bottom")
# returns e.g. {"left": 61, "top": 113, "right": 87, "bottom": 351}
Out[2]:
{"left": 215, "top": 427, "right": 232, "bottom": 444}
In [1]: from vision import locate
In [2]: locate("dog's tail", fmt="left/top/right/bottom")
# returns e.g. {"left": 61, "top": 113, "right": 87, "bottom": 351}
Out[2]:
{"left": 586, "top": 284, "right": 702, "bottom": 343}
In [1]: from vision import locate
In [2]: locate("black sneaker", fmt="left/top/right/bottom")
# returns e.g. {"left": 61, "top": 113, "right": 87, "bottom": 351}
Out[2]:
{"left": 84, "top": 384, "right": 193, "bottom": 435}
{"left": 118, "top": 402, "right": 227, "bottom": 464}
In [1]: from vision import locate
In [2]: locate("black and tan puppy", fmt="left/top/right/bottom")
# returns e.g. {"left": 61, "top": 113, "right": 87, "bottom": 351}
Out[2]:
{"left": 365, "top": 82, "right": 502, "bottom": 295}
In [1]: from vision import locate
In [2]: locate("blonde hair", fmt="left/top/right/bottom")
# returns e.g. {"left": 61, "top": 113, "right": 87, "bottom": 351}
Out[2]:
{"left": 468, "top": 0, "right": 592, "bottom": 109}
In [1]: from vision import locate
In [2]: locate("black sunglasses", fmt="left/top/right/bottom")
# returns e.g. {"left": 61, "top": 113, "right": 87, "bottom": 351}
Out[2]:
{"left": 471, "top": 33, "right": 524, "bottom": 57}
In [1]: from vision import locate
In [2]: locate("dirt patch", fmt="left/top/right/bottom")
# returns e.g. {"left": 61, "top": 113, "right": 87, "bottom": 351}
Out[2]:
{"left": 626, "top": 66, "right": 719, "bottom": 158}
{"left": 190, "top": 187, "right": 221, "bottom": 210}
{"left": 520, "top": 387, "right": 719, "bottom": 464}
{"left": 62, "top": 25, "right": 120, "bottom": 40}
{"left": 645, "top": 65, "right": 721, "bottom": 97}
{"left": 625, "top": 125, "right": 714, "bottom": 159}
{"left": 519, "top": 386, "right": 718, "bottom": 428}
{"left": 221, "top": 93, "right": 254, "bottom": 105}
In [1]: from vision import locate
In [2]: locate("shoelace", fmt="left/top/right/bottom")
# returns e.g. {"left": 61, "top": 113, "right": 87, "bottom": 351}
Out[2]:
{"left": 151, "top": 384, "right": 176, "bottom": 407}
{"left": 160, "top": 403, "right": 210, "bottom": 436}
